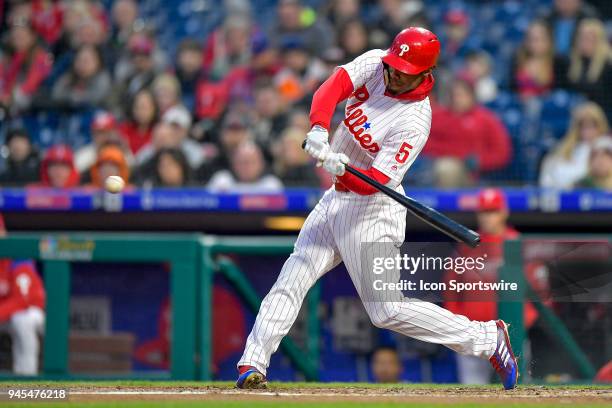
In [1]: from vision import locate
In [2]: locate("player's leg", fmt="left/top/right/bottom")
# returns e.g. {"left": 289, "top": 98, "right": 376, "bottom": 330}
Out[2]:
{"left": 9, "top": 306, "right": 45, "bottom": 375}
{"left": 237, "top": 191, "right": 341, "bottom": 377}
{"left": 334, "top": 194, "right": 498, "bottom": 359}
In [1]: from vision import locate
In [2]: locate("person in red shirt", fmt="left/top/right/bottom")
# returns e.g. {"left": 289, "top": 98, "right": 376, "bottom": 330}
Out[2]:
{"left": 118, "top": 88, "right": 159, "bottom": 154}
{"left": 424, "top": 77, "right": 512, "bottom": 182}
{"left": 0, "top": 18, "right": 53, "bottom": 114}
{"left": 0, "top": 214, "right": 46, "bottom": 375}
{"left": 444, "top": 189, "right": 537, "bottom": 384}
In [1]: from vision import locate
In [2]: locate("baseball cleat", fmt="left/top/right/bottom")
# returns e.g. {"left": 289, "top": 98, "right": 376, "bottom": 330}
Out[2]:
{"left": 489, "top": 320, "right": 519, "bottom": 390}
{"left": 236, "top": 366, "right": 267, "bottom": 389}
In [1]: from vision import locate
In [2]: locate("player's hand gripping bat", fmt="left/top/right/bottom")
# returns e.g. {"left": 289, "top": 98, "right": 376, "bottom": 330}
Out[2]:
{"left": 302, "top": 141, "right": 481, "bottom": 247}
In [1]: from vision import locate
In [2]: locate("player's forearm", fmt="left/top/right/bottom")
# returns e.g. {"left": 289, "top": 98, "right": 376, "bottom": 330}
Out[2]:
{"left": 309, "top": 68, "right": 354, "bottom": 131}
{"left": 337, "top": 166, "right": 390, "bottom": 195}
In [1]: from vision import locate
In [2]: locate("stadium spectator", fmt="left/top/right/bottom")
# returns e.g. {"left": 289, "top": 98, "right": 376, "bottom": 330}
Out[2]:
{"left": 88, "top": 145, "right": 130, "bottom": 189}
{"left": 42, "top": 1, "right": 108, "bottom": 90}
{"left": 424, "top": 77, "right": 512, "bottom": 180}
{"left": 543, "top": 0, "right": 599, "bottom": 56}
{"left": 565, "top": 19, "right": 612, "bottom": 120}
{"left": 371, "top": 346, "right": 402, "bottom": 383}
{"left": 112, "top": 33, "right": 161, "bottom": 110}
{"left": 220, "top": 33, "right": 282, "bottom": 108}
{"left": 118, "top": 88, "right": 159, "bottom": 155}
{"left": 207, "top": 141, "right": 283, "bottom": 192}
{"left": 160, "top": 107, "right": 204, "bottom": 168}
{"left": 202, "top": 14, "right": 253, "bottom": 80}
{"left": 135, "top": 118, "right": 204, "bottom": 181}
{"left": 197, "top": 111, "right": 254, "bottom": 183}
{"left": 540, "top": 102, "right": 609, "bottom": 189}
{"left": 439, "top": 9, "right": 475, "bottom": 71}
{"left": 152, "top": 73, "right": 189, "bottom": 118}
{"left": 6, "top": 0, "right": 64, "bottom": 46}
{"left": 113, "top": 27, "right": 167, "bottom": 83}
{"left": 368, "top": 0, "right": 429, "bottom": 49}
{"left": 272, "top": 127, "right": 320, "bottom": 187}
{"left": 150, "top": 148, "right": 192, "bottom": 187}
{"left": 275, "top": 37, "right": 327, "bottom": 104}
{"left": 0, "top": 128, "right": 40, "bottom": 186}
{"left": 432, "top": 157, "right": 472, "bottom": 188}
{"left": 268, "top": 0, "right": 335, "bottom": 57}
{"left": 460, "top": 51, "right": 498, "bottom": 104}
{"left": 174, "top": 39, "right": 205, "bottom": 113}
{"left": 0, "top": 213, "right": 46, "bottom": 375}
{"left": 51, "top": 45, "right": 111, "bottom": 109}
{"left": 0, "top": 18, "right": 52, "bottom": 114}
{"left": 575, "top": 136, "right": 612, "bottom": 190}
{"left": 287, "top": 108, "right": 311, "bottom": 133}
{"left": 324, "top": 0, "right": 361, "bottom": 29}
{"left": 108, "top": 0, "right": 140, "bottom": 59}
{"left": 75, "top": 111, "right": 133, "bottom": 174}
{"left": 510, "top": 20, "right": 568, "bottom": 99}
{"left": 37, "top": 145, "right": 79, "bottom": 188}
{"left": 252, "top": 80, "right": 289, "bottom": 152}
{"left": 337, "top": 18, "right": 369, "bottom": 63}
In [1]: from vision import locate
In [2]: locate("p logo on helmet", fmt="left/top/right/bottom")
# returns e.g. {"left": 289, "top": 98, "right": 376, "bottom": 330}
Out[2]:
{"left": 399, "top": 44, "right": 410, "bottom": 57}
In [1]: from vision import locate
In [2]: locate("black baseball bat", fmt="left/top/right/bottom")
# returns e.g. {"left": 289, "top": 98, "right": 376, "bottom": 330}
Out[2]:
{"left": 302, "top": 141, "right": 480, "bottom": 247}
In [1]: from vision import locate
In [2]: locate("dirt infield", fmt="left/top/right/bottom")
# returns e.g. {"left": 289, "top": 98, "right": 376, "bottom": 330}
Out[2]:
{"left": 65, "top": 384, "right": 611, "bottom": 406}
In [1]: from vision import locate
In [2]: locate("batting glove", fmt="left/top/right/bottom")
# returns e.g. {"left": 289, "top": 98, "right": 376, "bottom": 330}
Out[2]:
{"left": 322, "top": 152, "right": 349, "bottom": 176}
{"left": 304, "top": 125, "right": 330, "bottom": 161}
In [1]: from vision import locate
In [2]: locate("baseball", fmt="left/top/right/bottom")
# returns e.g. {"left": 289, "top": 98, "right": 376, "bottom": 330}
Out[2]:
{"left": 104, "top": 176, "right": 125, "bottom": 194}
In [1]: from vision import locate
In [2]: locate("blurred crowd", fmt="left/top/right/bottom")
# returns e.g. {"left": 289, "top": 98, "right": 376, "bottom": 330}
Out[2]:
{"left": 0, "top": 0, "right": 611, "bottom": 190}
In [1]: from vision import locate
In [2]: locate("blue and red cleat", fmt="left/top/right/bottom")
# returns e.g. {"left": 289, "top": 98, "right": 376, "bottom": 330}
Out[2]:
{"left": 236, "top": 366, "right": 267, "bottom": 389}
{"left": 489, "top": 320, "right": 519, "bottom": 390}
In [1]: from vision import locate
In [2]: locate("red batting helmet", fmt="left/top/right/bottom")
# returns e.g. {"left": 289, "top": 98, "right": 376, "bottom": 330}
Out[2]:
{"left": 382, "top": 27, "right": 441, "bottom": 75}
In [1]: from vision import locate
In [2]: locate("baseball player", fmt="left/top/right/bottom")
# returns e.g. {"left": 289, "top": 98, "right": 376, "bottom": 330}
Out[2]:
{"left": 0, "top": 215, "right": 46, "bottom": 375}
{"left": 236, "top": 27, "right": 518, "bottom": 390}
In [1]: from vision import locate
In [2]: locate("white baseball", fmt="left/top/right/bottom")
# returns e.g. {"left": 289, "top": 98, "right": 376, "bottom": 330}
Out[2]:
{"left": 104, "top": 176, "right": 125, "bottom": 194}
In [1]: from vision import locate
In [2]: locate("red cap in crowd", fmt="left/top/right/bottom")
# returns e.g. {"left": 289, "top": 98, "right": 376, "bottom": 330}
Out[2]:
{"left": 128, "top": 34, "right": 154, "bottom": 54}
{"left": 445, "top": 10, "right": 469, "bottom": 26}
{"left": 477, "top": 188, "right": 507, "bottom": 211}
{"left": 91, "top": 112, "right": 117, "bottom": 132}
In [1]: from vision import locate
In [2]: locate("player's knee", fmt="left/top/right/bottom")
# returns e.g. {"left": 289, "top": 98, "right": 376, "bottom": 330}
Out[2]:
{"left": 9, "top": 311, "right": 37, "bottom": 335}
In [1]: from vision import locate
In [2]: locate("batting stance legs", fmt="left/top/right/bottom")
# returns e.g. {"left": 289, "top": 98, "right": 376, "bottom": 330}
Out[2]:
{"left": 238, "top": 188, "right": 499, "bottom": 376}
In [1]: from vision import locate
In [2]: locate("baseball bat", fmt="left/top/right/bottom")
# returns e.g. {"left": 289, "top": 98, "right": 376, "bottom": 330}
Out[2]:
{"left": 302, "top": 141, "right": 481, "bottom": 247}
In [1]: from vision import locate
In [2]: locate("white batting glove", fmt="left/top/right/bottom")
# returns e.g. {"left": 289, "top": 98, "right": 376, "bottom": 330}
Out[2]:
{"left": 322, "top": 152, "right": 349, "bottom": 176}
{"left": 304, "top": 125, "right": 330, "bottom": 161}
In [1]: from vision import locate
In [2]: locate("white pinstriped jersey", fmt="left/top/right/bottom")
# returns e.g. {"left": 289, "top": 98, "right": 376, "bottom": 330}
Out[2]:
{"left": 331, "top": 49, "right": 432, "bottom": 188}
{"left": 238, "top": 50, "right": 500, "bottom": 376}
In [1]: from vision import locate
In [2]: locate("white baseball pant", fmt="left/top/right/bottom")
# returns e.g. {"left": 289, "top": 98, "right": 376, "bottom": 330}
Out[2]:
{"left": 238, "top": 188, "right": 498, "bottom": 374}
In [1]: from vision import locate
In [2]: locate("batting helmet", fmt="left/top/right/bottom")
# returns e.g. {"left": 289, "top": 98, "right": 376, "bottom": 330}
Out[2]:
{"left": 382, "top": 27, "right": 441, "bottom": 75}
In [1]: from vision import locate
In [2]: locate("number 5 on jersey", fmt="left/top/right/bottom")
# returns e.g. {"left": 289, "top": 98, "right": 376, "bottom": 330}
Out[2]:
{"left": 395, "top": 142, "right": 413, "bottom": 164}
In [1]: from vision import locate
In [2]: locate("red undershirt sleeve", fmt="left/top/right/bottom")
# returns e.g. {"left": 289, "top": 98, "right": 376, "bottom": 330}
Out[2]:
{"left": 337, "top": 166, "right": 390, "bottom": 195}
{"left": 309, "top": 67, "right": 354, "bottom": 131}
